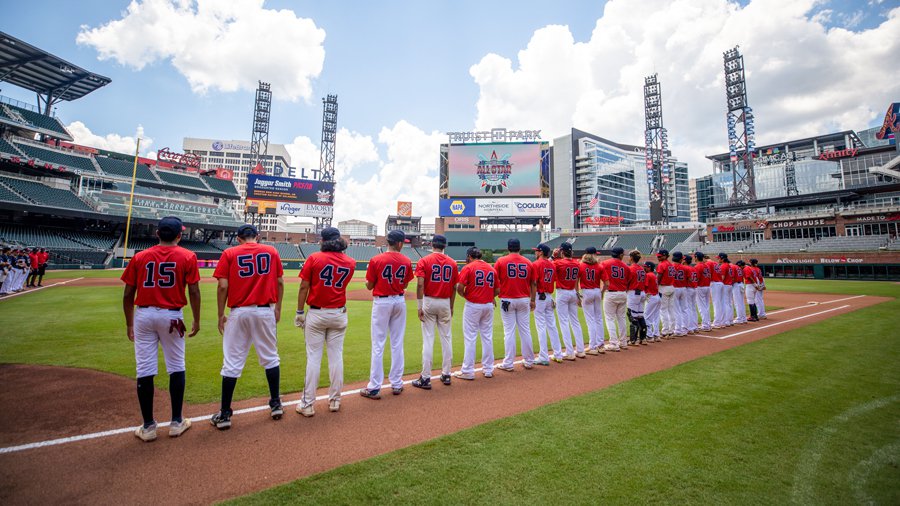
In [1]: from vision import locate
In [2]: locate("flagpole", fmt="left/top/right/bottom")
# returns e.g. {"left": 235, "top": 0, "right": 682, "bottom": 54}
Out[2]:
{"left": 122, "top": 137, "right": 141, "bottom": 267}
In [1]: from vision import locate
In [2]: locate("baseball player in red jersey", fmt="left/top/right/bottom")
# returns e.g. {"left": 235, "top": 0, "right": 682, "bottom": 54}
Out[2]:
{"left": 643, "top": 262, "right": 661, "bottom": 342}
{"left": 693, "top": 252, "right": 713, "bottom": 331}
{"left": 741, "top": 259, "right": 760, "bottom": 322}
{"left": 26, "top": 249, "right": 39, "bottom": 287}
{"left": 413, "top": 234, "right": 458, "bottom": 389}
{"left": 494, "top": 238, "right": 535, "bottom": 371}
{"left": 453, "top": 247, "right": 497, "bottom": 380}
{"left": 732, "top": 260, "right": 749, "bottom": 324}
{"left": 626, "top": 250, "right": 647, "bottom": 346}
{"left": 121, "top": 217, "right": 201, "bottom": 441}
{"left": 709, "top": 253, "right": 725, "bottom": 328}
{"left": 531, "top": 243, "right": 564, "bottom": 365}
{"left": 37, "top": 248, "right": 49, "bottom": 286}
{"left": 361, "top": 230, "right": 413, "bottom": 399}
{"left": 750, "top": 258, "right": 767, "bottom": 319}
{"left": 670, "top": 251, "right": 688, "bottom": 337}
{"left": 294, "top": 227, "right": 356, "bottom": 417}
{"left": 718, "top": 253, "right": 735, "bottom": 327}
{"left": 655, "top": 249, "right": 677, "bottom": 337}
{"left": 554, "top": 242, "right": 585, "bottom": 359}
{"left": 602, "top": 247, "right": 633, "bottom": 351}
{"left": 683, "top": 255, "right": 699, "bottom": 334}
{"left": 580, "top": 247, "right": 605, "bottom": 354}
{"left": 211, "top": 224, "right": 285, "bottom": 429}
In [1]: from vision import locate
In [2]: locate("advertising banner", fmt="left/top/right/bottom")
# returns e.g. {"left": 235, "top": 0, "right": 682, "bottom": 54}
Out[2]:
{"left": 439, "top": 198, "right": 476, "bottom": 217}
{"left": 439, "top": 198, "right": 549, "bottom": 217}
{"left": 397, "top": 201, "right": 413, "bottom": 217}
{"left": 448, "top": 143, "right": 541, "bottom": 197}
{"left": 246, "top": 174, "right": 335, "bottom": 205}
{"left": 275, "top": 202, "right": 333, "bottom": 218}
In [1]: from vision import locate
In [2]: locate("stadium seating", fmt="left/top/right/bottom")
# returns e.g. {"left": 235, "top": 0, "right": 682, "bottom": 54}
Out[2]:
{"left": 178, "top": 241, "right": 227, "bottom": 255}
{"left": 56, "top": 230, "right": 119, "bottom": 250}
{"left": 0, "top": 175, "right": 94, "bottom": 211}
{"left": 671, "top": 241, "right": 705, "bottom": 254}
{"left": 704, "top": 240, "right": 753, "bottom": 255}
{"left": 398, "top": 248, "right": 421, "bottom": 261}
{"left": 155, "top": 170, "right": 209, "bottom": 191}
{"left": 346, "top": 245, "right": 381, "bottom": 261}
{"left": 806, "top": 235, "right": 890, "bottom": 252}
{"left": 95, "top": 156, "right": 159, "bottom": 182}
{"left": 444, "top": 246, "right": 470, "bottom": 261}
{"left": 0, "top": 180, "right": 26, "bottom": 203}
{"left": 0, "top": 137, "right": 24, "bottom": 156}
{"left": 51, "top": 250, "right": 108, "bottom": 265}
{"left": 202, "top": 176, "right": 240, "bottom": 197}
{"left": 544, "top": 236, "right": 576, "bottom": 248}
{"left": 297, "top": 243, "right": 318, "bottom": 259}
{"left": 660, "top": 231, "right": 694, "bottom": 249}
{"left": 265, "top": 242, "right": 302, "bottom": 260}
{"left": 747, "top": 239, "right": 810, "bottom": 253}
{"left": 614, "top": 233, "right": 659, "bottom": 253}
{"left": 0, "top": 102, "right": 70, "bottom": 137}
{"left": 13, "top": 142, "right": 98, "bottom": 174}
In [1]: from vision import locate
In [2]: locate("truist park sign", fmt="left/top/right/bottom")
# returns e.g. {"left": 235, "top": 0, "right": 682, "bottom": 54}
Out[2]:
{"left": 447, "top": 128, "right": 542, "bottom": 144}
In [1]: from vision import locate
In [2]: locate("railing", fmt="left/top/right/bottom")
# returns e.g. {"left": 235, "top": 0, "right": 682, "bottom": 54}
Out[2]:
{"left": 0, "top": 95, "right": 57, "bottom": 117}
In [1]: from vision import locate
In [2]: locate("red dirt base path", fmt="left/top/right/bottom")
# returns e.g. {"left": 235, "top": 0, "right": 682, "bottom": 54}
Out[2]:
{"left": 0, "top": 292, "right": 887, "bottom": 505}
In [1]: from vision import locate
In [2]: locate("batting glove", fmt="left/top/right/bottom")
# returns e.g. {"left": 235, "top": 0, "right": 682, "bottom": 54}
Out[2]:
{"left": 294, "top": 310, "right": 306, "bottom": 328}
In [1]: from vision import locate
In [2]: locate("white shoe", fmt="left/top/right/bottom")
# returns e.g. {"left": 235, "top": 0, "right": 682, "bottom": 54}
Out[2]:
{"left": 453, "top": 371, "right": 476, "bottom": 380}
{"left": 604, "top": 344, "right": 621, "bottom": 352}
{"left": 329, "top": 399, "right": 341, "bottom": 412}
{"left": 483, "top": 370, "right": 494, "bottom": 378}
{"left": 168, "top": 418, "right": 191, "bottom": 437}
{"left": 296, "top": 404, "right": 315, "bottom": 417}
{"left": 134, "top": 423, "right": 157, "bottom": 442}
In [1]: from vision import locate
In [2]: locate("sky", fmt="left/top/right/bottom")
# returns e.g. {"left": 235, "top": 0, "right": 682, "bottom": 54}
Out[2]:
{"left": 2, "top": 0, "right": 898, "bottom": 230}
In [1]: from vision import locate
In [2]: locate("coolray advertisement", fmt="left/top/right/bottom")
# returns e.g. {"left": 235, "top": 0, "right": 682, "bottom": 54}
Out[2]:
{"left": 448, "top": 143, "right": 541, "bottom": 197}
{"left": 438, "top": 198, "right": 549, "bottom": 217}
{"left": 246, "top": 174, "right": 335, "bottom": 205}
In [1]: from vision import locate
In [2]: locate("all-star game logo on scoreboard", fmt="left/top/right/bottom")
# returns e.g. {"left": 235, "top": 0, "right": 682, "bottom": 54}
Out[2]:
{"left": 476, "top": 150, "right": 513, "bottom": 194}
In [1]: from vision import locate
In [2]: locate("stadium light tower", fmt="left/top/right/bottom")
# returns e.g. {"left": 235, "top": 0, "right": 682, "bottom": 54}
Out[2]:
{"left": 317, "top": 94, "right": 338, "bottom": 230}
{"left": 249, "top": 81, "right": 272, "bottom": 174}
{"left": 644, "top": 73, "right": 670, "bottom": 224}
{"left": 723, "top": 47, "right": 757, "bottom": 205}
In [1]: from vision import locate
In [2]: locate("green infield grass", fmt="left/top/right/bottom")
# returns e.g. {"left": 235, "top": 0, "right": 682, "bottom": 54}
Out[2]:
{"left": 228, "top": 280, "right": 900, "bottom": 505}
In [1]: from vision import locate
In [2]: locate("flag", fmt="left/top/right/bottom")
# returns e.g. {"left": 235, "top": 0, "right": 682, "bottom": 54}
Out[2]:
{"left": 588, "top": 191, "right": 600, "bottom": 209}
{"left": 574, "top": 208, "right": 581, "bottom": 216}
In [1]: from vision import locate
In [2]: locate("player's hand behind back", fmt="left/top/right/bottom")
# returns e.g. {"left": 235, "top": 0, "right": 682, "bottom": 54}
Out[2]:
{"left": 218, "top": 315, "right": 228, "bottom": 335}
{"left": 188, "top": 320, "right": 200, "bottom": 337}
{"left": 127, "top": 325, "right": 134, "bottom": 342}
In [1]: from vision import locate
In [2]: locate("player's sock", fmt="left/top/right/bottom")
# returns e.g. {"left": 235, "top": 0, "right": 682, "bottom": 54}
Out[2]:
{"left": 221, "top": 376, "right": 238, "bottom": 413}
{"left": 265, "top": 366, "right": 280, "bottom": 402}
{"left": 136, "top": 375, "right": 155, "bottom": 427}
{"left": 749, "top": 304, "right": 758, "bottom": 319}
{"left": 638, "top": 317, "right": 647, "bottom": 341}
{"left": 169, "top": 371, "right": 185, "bottom": 422}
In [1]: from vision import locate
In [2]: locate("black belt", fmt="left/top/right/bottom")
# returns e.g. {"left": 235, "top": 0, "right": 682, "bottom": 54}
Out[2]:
{"left": 376, "top": 295, "right": 400, "bottom": 298}
{"left": 230, "top": 303, "right": 271, "bottom": 309}
{"left": 309, "top": 305, "right": 345, "bottom": 310}
{"left": 137, "top": 306, "right": 181, "bottom": 310}
{"left": 608, "top": 290, "right": 625, "bottom": 292}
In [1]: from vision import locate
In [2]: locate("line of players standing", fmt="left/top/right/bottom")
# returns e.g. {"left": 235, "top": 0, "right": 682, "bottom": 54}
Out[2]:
{"left": 0, "top": 246, "right": 49, "bottom": 296}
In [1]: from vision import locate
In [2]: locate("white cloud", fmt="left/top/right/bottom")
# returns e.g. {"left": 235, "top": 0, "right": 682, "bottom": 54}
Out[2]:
{"left": 76, "top": 0, "right": 326, "bottom": 101}
{"left": 285, "top": 128, "right": 380, "bottom": 181}
{"left": 66, "top": 120, "right": 154, "bottom": 155}
{"left": 469, "top": 0, "right": 900, "bottom": 176}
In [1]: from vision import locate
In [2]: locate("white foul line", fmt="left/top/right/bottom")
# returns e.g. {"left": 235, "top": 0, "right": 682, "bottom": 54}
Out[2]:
{"left": 0, "top": 294, "right": 866, "bottom": 454}
{"left": 0, "top": 277, "right": 84, "bottom": 301}
{"left": 764, "top": 294, "right": 866, "bottom": 316}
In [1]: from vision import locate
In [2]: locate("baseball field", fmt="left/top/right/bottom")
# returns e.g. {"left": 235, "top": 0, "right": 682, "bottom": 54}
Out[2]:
{"left": 0, "top": 274, "right": 898, "bottom": 505}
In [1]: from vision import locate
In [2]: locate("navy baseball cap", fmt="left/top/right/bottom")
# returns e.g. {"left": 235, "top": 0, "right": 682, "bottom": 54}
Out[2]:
{"left": 508, "top": 238, "right": 520, "bottom": 250}
{"left": 750, "top": 258, "right": 759, "bottom": 264}
{"left": 237, "top": 224, "right": 259, "bottom": 238}
{"left": 158, "top": 216, "right": 184, "bottom": 236}
{"left": 432, "top": 234, "right": 447, "bottom": 248}
{"left": 560, "top": 242, "right": 573, "bottom": 252}
{"left": 656, "top": 249, "right": 669, "bottom": 257}
{"left": 585, "top": 246, "right": 597, "bottom": 254}
{"left": 466, "top": 246, "right": 481, "bottom": 259}
{"left": 736, "top": 260, "right": 746, "bottom": 266}
{"left": 533, "top": 243, "right": 551, "bottom": 256}
{"left": 672, "top": 251, "right": 684, "bottom": 261}
{"left": 694, "top": 251, "right": 705, "bottom": 259}
{"left": 611, "top": 247, "right": 625, "bottom": 257}
{"left": 387, "top": 229, "right": 405, "bottom": 244}
{"left": 321, "top": 227, "right": 341, "bottom": 241}
{"left": 718, "top": 252, "right": 728, "bottom": 259}
{"left": 644, "top": 261, "right": 656, "bottom": 269}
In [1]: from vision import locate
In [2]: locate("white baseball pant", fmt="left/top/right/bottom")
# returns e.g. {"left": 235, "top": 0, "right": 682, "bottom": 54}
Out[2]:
{"left": 710, "top": 281, "right": 724, "bottom": 327}
{"left": 756, "top": 287, "right": 767, "bottom": 317}
{"left": 500, "top": 297, "right": 534, "bottom": 368}
{"left": 745, "top": 284, "right": 758, "bottom": 312}
{"left": 686, "top": 287, "right": 698, "bottom": 332}
{"left": 533, "top": 293, "right": 562, "bottom": 362}
{"left": 460, "top": 302, "right": 494, "bottom": 375}
{"left": 581, "top": 288, "right": 604, "bottom": 349}
{"left": 134, "top": 307, "right": 186, "bottom": 378}
{"left": 367, "top": 295, "right": 407, "bottom": 391}
{"left": 420, "top": 296, "right": 453, "bottom": 377}
{"left": 673, "top": 287, "right": 687, "bottom": 335}
{"left": 723, "top": 284, "right": 735, "bottom": 325}
{"left": 603, "top": 291, "right": 627, "bottom": 348}
{"left": 696, "top": 286, "right": 711, "bottom": 330}
{"left": 644, "top": 294, "right": 661, "bottom": 338}
{"left": 732, "top": 283, "right": 747, "bottom": 323}
{"left": 221, "top": 306, "right": 280, "bottom": 378}
{"left": 659, "top": 285, "right": 676, "bottom": 335}
{"left": 555, "top": 289, "right": 584, "bottom": 355}
{"left": 301, "top": 308, "right": 347, "bottom": 409}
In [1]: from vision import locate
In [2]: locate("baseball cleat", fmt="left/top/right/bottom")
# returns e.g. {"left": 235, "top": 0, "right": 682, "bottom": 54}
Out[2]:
{"left": 296, "top": 404, "right": 315, "bottom": 417}
{"left": 483, "top": 370, "right": 494, "bottom": 378}
{"left": 210, "top": 410, "right": 232, "bottom": 430}
{"left": 564, "top": 354, "right": 577, "bottom": 361}
{"left": 329, "top": 399, "right": 341, "bottom": 412}
{"left": 412, "top": 376, "right": 432, "bottom": 390}
{"left": 392, "top": 386, "right": 404, "bottom": 395}
{"left": 440, "top": 374, "right": 452, "bottom": 385}
{"left": 604, "top": 344, "right": 621, "bottom": 352}
{"left": 359, "top": 389, "right": 381, "bottom": 400}
{"left": 576, "top": 352, "right": 587, "bottom": 359}
{"left": 134, "top": 423, "right": 157, "bottom": 442}
{"left": 550, "top": 354, "right": 563, "bottom": 363}
{"left": 585, "top": 348, "right": 599, "bottom": 356}
{"left": 452, "top": 371, "right": 475, "bottom": 380}
{"left": 533, "top": 359, "right": 551, "bottom": 366}
{"left": 523, "top": 363, "right": 534, "bottom": 370}
{"left": 496, "top": 364, "right": 515, "bottom": 372}
{"left": 269, "top": 400, "right": 284, "bottom": 420}
{"left": 168, "top": 418, "right": 191, "bottom": 438}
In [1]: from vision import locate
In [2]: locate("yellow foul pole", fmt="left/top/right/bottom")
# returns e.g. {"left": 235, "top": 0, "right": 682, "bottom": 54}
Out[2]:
{"left": 121, "top": 137, "right": 142, "bottom": 266}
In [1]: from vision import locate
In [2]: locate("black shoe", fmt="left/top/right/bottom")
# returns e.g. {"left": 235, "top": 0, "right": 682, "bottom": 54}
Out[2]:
{"left": 412, "top": 377, "right": 432, "bottom": 390}
{"left": 392, "top": 386, "right": 404, "bottom": 395}
{"left": 440, "top": 374, "right": 451, "bottom": 386}
{"left": 269, "top": 399, "right": 283, "bottom": 420}
{"left": 210, "top": 410, "right": 232, "bottom": 430}
{"left": 360, "top": 389, "right": 381, "bottom": 400}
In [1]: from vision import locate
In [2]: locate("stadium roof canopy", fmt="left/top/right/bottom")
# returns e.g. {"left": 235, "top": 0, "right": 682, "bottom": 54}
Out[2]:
{"left": 0, "top": 31, "right": 111, "bottom": 110}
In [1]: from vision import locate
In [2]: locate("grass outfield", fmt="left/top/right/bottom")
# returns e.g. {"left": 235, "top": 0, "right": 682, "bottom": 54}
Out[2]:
{"left": 229, "top": 281, "right": 900, "bottom": 504}
{"left": 0, "top": 277, "right": 868, "bottom": 403}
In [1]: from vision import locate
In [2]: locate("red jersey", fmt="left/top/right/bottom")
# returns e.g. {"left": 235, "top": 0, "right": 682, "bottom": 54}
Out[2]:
{"left": 656, "top": 260, "right": 676, "bottom": 286}
{"left": 645, "top": 271, "right": 659, "bottom": 295}
{"left": 367, "top": 251, "right": 413, "bottom": 296}
{"left": 579, "top": 261, "right": 603, "bottom": 290}
{"left": 627, "top": 263, "right": 646, "bottom": 291}
{"left": 299, "top": 251, "right": 356, "bottom": 308}
{"left": 709, "top": 261, "right": 723, "bottom": 282}
{"left": 495, "top": 253, "right": 533, "bottom": 299}
{"left": 39, "top": 252, "right": 49, "bottom": 264}
{"left": 742, "top": 266, "right": 755, "bottom": 284}
{"left": 720, "top": 262, "right": 733, "bottom": 285}
{"left": 554, "top": 257, "right": 581, "bottom": 290}
{"left": 602, "top": 258, "right": 632, "bottom": 291}
{"left": 122, "top": 245, "right": 200, "bottom": 309}
{"left": 731, "top": 264, "right": 743, "bottom": 283}
{"left": 28, "top": 253, "right": 39, "bottom": 269}
{"left": 532, "top": 258, "right": 556, "bottom": 294}
{"left": 696, "top": 262, "right": 712, "bottom": 287}
{"left": 754, "top": 266, "right": 765, "bottom": 284}
{"left": 214, "top": 243, "right": 283, "bottom": 307}
{"left": 687, "top": 265, "right": 699, "bottom": 288}
{"left": 415, "top": 252, "right": 459, "bottom": 299}
{"left": 673, "top": 263, "right": 688, "bottom": 288}
{"left": 457, "top": 260, "right": 497, "bottom": 304}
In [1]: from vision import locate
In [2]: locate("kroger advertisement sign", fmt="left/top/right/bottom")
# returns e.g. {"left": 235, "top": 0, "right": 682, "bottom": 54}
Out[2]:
{"left": 276, "top": 202, "right": 333, "bottom": 219}
{"left": 439, "top": 198, "right": 549, "bottom": 217}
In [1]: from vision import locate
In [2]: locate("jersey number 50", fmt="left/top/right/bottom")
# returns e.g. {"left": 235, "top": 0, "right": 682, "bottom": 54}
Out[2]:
{"left": 237, "top": 253, "right": 271, "bottom": 278}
